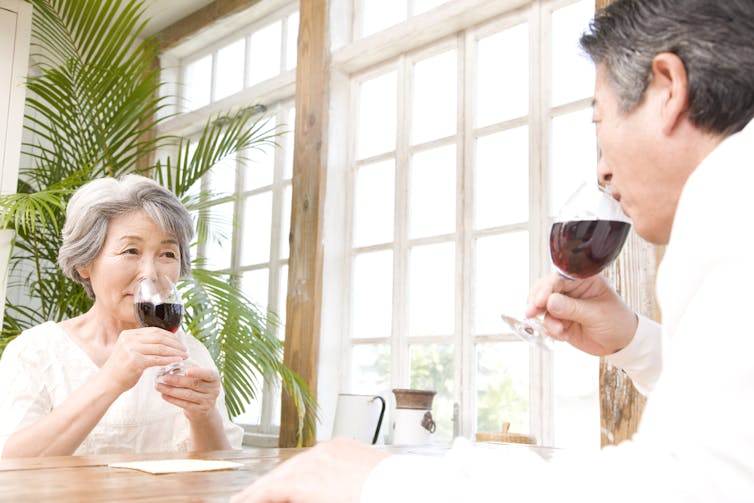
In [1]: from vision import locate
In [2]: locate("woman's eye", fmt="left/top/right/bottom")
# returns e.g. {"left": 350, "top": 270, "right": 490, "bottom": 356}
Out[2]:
{"left": 124, "top": 248, "right": 138, "bottom": 255}
{"left": 164, "top": 251, "right": 178, "bottom": 259}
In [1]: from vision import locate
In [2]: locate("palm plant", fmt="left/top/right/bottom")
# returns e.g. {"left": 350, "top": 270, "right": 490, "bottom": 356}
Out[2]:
{"left": 0, "top": 0, "right": 316, "bottom": 443}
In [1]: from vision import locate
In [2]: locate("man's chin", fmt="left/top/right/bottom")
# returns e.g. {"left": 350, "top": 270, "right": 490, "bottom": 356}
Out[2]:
{"left": 633, "top": 219, "right": 671, "bottom": 246}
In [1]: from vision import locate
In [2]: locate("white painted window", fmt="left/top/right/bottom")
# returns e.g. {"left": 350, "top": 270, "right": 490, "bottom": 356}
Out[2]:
{"left": 158, "top": 1, "right": 299, "bottom": 441}
{"left": 328, "top": 0, "right": 599, "bottom": 448}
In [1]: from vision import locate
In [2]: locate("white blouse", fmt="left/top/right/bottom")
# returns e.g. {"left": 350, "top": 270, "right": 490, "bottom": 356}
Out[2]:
{"left": 0, "top": 321, "right": 244, "bottom": 456}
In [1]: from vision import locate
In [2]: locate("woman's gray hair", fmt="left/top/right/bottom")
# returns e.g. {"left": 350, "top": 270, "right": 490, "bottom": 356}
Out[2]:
{"left": 58, "top": 175, "right": 194, "bottom": 299}
{"left": 580, "top": 0, "right": 754, "bottom": 136}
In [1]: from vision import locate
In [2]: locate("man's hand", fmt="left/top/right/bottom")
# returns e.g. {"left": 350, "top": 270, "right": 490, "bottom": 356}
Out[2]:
{"left": 231, "top": 438, "right": 390, "bottom": 503}
{"left": 525, "top": 272, "right": 637, "bottom": 355}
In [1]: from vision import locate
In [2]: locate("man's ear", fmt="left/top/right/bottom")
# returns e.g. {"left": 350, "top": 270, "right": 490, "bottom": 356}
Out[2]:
{"left": 649, "top": 52, "right": 689, "bottom": 136}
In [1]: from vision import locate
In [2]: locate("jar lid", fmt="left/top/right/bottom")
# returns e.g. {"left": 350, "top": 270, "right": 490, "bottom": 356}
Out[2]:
{"left": 392, "top": 388, "right": 436, "bottom": 409}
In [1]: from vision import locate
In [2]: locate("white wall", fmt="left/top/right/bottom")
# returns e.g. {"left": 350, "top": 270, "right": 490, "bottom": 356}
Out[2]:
{"left": 0, "top": 0, "right": 32, "bottom": 329}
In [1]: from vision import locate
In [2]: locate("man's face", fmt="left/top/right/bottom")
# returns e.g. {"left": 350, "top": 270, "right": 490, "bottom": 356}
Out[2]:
{"left": 593, "top": 64, "right": 688, "bottom": 245}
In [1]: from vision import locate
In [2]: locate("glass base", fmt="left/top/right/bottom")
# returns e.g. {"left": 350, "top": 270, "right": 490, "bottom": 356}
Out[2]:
{"left": 155, "top": 360, "right": 197, "bottom": 384}
{"left": 500, "top": 314, "right": 554, "bottom": 351}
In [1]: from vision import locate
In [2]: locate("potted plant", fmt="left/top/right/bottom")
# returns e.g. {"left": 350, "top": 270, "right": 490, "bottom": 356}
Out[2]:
{"left": 0, "top": 0, "right": 316, "bottom": 443}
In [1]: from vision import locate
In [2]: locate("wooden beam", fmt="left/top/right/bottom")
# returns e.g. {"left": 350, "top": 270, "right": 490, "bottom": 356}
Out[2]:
{"left": 279, "top": 0, "right": 329, "bottom": 447}
{"left": 154, "top": 0, "right": 262, "bottom": 52}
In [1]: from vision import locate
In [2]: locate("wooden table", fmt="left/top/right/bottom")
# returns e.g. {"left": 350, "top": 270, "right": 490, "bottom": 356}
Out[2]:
{"left": 0, "top": 443, "right": 556, "bottom": 502}
{"left": 0, "top": 447, "right": 300, "bottom": 502}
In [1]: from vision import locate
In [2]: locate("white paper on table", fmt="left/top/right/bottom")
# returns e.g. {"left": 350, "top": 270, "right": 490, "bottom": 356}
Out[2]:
{"left": 108, "top": 458, "right": 243, "bottom": 474}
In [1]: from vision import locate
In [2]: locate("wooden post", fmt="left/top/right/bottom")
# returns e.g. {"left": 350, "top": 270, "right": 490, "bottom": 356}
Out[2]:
{"left": 279, "top": 0, "right": 329, "bottom": 447}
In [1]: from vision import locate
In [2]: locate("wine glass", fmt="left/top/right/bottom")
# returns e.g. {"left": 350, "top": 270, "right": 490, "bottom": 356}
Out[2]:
{"left": 133, "top": 276, "right": 189, "bottom": 379}
{"left": 501, "top": 182, "right": 631, "bottom": 350}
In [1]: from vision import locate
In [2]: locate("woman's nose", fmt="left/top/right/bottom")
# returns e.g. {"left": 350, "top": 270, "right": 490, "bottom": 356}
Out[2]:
{"left": 139, "top": 261, "right": 159, "bottom": 282}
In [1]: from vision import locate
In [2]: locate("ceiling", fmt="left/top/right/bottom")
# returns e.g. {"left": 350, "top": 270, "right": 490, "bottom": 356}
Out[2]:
{"left": 140, "top": 0, "right": 215, "bottom": 37}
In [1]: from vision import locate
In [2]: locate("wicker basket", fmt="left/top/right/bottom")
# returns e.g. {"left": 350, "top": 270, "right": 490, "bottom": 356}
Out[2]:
{"left": 475, "top": 422, "right": 536, "bottom": 445}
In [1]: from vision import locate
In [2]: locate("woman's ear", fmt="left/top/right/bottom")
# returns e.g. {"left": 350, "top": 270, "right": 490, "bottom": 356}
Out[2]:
{"left": 77, "top": 265, "right": 90, "bottom": 279}
{"left": 649, "top": 52, "right": 689, "bottom": 136}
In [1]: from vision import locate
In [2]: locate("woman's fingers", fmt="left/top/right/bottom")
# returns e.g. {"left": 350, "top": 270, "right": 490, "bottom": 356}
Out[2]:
{"left": 157, "top": 368, "right": 220, "bottom": 418}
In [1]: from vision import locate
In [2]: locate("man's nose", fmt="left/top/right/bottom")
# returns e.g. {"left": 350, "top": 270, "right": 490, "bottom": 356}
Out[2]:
{"left": 596, "top": 155, "right": 612, "bottom": 188}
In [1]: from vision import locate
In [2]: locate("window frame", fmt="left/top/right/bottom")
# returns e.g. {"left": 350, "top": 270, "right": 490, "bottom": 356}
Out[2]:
{"left": 323, "top": 0, "right": 597, "bottom": 446}
{"left": 156, "top": 0, "right": 300, "bottom": 444}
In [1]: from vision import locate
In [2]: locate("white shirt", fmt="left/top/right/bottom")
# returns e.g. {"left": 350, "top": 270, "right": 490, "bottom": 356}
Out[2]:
{"left": 362, "top": 120, "right": 754, "bottom": 503}
{"left": 0, "top": 321, "right": 244, "bottom": 456}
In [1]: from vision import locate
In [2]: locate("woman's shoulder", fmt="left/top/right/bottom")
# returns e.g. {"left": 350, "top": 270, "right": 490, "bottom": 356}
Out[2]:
{"left": 8, "top": 321, "right": 63, "bottom": 346}
{"left": 1, "top": 321, "right": 64, "bottom": 363}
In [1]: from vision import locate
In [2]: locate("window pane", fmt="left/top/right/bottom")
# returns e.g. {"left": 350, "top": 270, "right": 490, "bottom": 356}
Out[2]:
{"left": 241, "top": 192, "right": 273, "bottom": 265}
{"left": 280, "top": 184, "right": 292, "bottom": 260}
{"left": 554, "top": 343, "right": 599, "bottom": 448}
{"left": 351, "top": 344, "right": 391, "bottom": 394}
{"left": 409, "top": 242, "right": 454, "bottom": 336}
{"left": 410, "top": 343, "right": 453, "bottom": 441}
{"left": 474, "top": 231, "right": 529, "bottom": 334}
{"left": 410, "top": 144, "right": 456, "bottom": 239}
{"left": 209, "top": 152, "right": 237, "bottom": 195}
{"left": 476, "top": 342, "right": 530, "bottom": 435}
{"left": 549, "top": 109, "right": 597, "bottom": 215}
{"left": 215, "top": 39, "right": 245, "bottom": 101}
{"left": 232, "top": 367, "right": 263, "bottom": 424}
{"left": 474, "top": 126, "right": 529, "bottom": 229}
{"left": 356, "top": 72, "right": 397, "bottom": 160}
{"left": 286, "top": 12, "right": 299, "bottom": 70}
{"left": 184, "top": 54, "right": 212, "bottom": 111}
{"left": 352, "top": 250, "right": 393, "bottom": 339}
{"left": 413, "top": 0, "right": 449, "bottom": 15}
{"left": 242, "top": 268, "right": 270, "bottom": 309}
{"left": 412, "top": 49, "right": 457, "bottom": 145}
{"left": 249, "top": 21, "right": 282, "bottom": 86}
{"left": 185, "top": 141, "right": 201, "bottom": 264}
{"left": 476, "top": 23, "right": 529, "bottom": 127}
{"left": 353, "top": 159, "right": 395, "bottom": 247}
{"left": 551, "top": 0, "right": 595, "bottom": 107}
{"left": 362, "top": 0, "right": 406, "bottom": 37}
{"left": 205, "top": 201, "right": 234, "bottom": 271}
{"left": 244, "top": 117, "right": 277, "bottom": 191}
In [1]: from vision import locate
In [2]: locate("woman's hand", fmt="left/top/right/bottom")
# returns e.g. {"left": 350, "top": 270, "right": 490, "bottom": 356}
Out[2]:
{"left": 156, "top": 367, "right": 222, "bottom": 422}
{"left": 100, "top": 327, "right": 188, "bottom": 392}
{"left": 525, "top": 272, "right": 638, "bottom": 356}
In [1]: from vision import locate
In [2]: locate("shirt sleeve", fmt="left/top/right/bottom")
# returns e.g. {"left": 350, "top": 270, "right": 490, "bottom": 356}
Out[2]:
{"left": 604, "top": 314, "right": 662, "bottom": 396}
{"left": 0, "top": 333, "right": 52, "bottom": 457}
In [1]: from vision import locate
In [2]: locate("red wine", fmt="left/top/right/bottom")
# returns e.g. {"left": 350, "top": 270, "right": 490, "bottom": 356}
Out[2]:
{"left": 135, "top": 302, "right": 184, "bottom": 332}
{"left": 550, "top": 219, "right": 631, "bottom": 279}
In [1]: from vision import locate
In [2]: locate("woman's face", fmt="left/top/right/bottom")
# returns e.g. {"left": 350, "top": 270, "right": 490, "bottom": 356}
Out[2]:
{"left": 78, "top": 210, "right": 182, "bottom": 327}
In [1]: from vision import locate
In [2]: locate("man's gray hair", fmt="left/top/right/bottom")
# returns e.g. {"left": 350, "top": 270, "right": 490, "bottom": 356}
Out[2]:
{"left": 580, "top": 0, "right": 754, "bottom": 136}
{"left": 58, "top": 175, "right": 194, "bottom": 299}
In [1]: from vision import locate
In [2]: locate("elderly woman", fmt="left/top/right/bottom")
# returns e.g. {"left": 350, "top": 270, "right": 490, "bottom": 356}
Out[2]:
{"left": 0, "top": 175, "right": 243, "bottom": 457}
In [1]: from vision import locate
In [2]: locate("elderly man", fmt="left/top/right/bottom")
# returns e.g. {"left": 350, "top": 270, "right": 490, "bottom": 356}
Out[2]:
{"left": 232, "top": 0, "right": 754, "bottom": 501}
